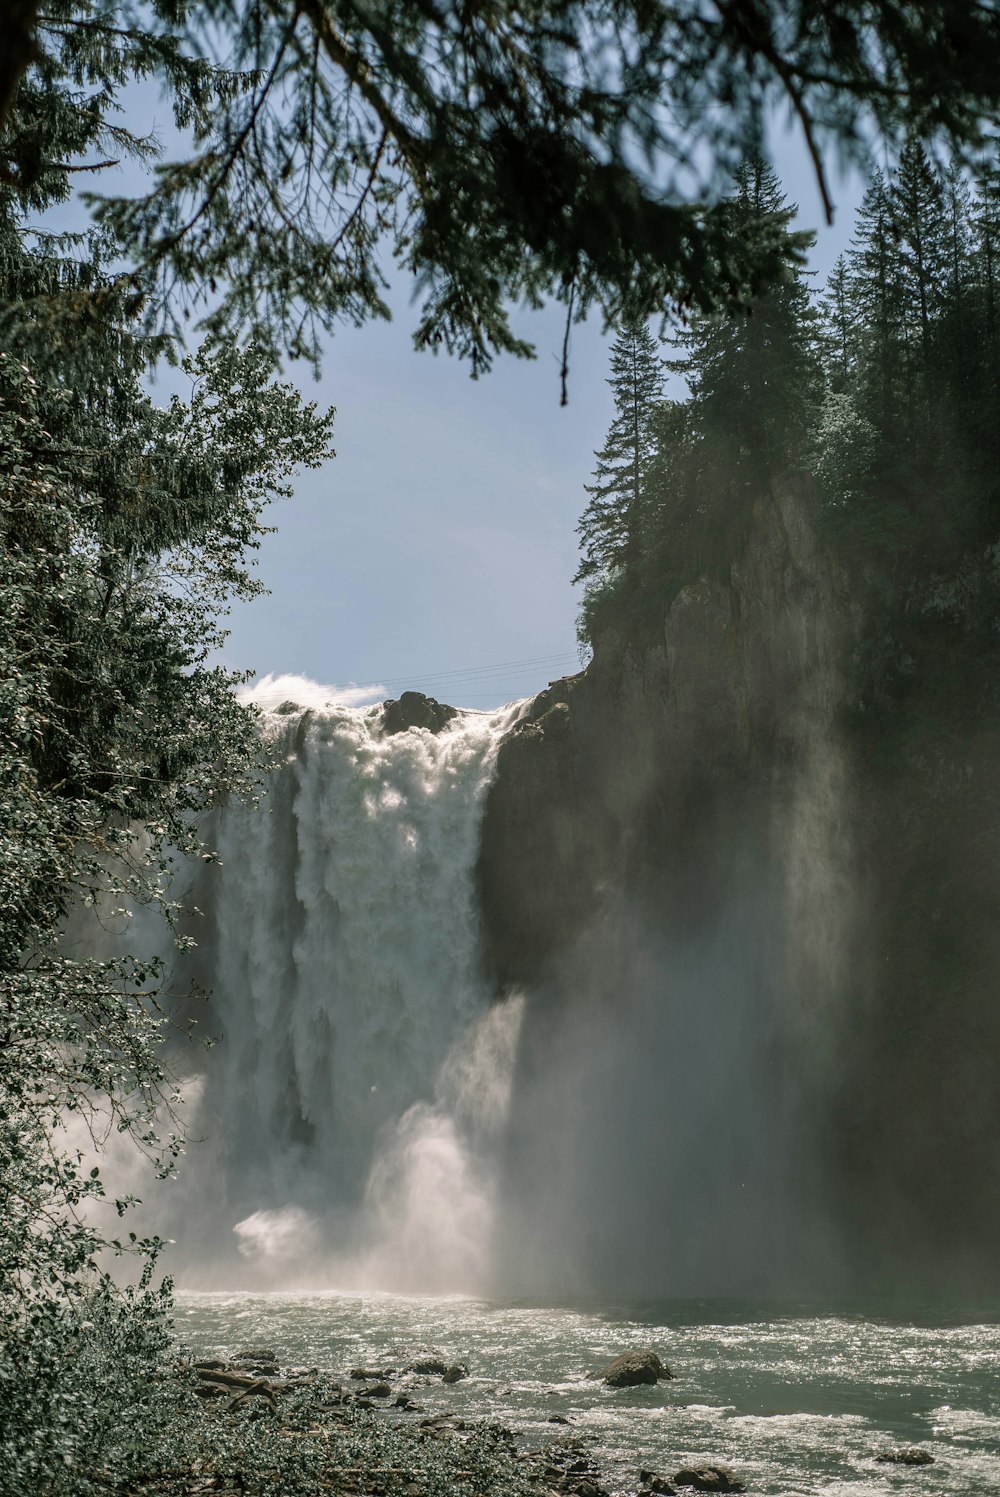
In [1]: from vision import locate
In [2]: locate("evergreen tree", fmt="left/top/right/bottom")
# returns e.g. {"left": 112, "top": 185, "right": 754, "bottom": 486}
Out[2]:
{"left": 819, "top": 254, "right": 855, "bottom": 392}
{"left": 8, "top": 3, "right": 1000, "bottom": 373}
{"left": 972, "top": 159, "right": 1000, "bottom": 401}
{"left": 673, "top": 158, "right": 820, "bottom": 573}
{"left": 846, "top": 170, "right": 908, "bottom": 431}
{"left": 890, "top": 138, "right": 948, "bottom": 366}
{"left": 684, "top": 159, "right": 818, "bottom": 475}
{"left": 575, "top": 322, "right": 664, "bottom": 582}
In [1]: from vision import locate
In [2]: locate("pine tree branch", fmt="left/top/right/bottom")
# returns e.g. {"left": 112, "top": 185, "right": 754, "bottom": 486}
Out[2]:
{"left": 0, "top": 0, "right": 39, "bottom": 136}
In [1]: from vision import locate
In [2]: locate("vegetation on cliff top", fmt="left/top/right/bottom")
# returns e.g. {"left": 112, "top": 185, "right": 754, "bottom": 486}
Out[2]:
{"left": 577, "top": 148, "right": 1000, "bottom": 704}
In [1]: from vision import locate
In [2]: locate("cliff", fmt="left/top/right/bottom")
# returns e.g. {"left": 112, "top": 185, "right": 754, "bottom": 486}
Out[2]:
{"left": 478, "top": 477, "right": 1000, "bottom": 1297}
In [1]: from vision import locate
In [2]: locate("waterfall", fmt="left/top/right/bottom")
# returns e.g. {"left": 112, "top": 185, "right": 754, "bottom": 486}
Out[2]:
{"left": 162, "top": 682, "right": 524, "bottom": 1292}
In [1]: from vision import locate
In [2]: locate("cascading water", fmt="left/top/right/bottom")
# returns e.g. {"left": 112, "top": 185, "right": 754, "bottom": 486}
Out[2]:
{"left": 159, "top": 678, "right": 525, "bottom": 1293}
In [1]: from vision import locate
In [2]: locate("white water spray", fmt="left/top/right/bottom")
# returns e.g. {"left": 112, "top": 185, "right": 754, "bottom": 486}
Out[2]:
{"left": 167, "top": 681, "right": 524, "bottom": 1291}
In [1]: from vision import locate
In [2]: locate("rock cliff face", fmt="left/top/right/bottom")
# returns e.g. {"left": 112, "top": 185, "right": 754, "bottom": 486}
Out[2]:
{"left": 479, "top": 477, "right": 1000, "bottom": 1297}
{"left": 479, "top": 479, "right": 850, "bottom": 995}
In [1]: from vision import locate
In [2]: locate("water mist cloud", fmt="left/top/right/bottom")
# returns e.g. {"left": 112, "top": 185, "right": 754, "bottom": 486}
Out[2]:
{"left": 241, "top": 671, "right": 386, "bottom": 711}
{"left": 233, "top": 1206, "right": 322, "bottom": 1262}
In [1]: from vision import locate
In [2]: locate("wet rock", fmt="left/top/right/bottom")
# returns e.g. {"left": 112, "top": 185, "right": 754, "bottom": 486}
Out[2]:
{"left": 672, "top": 1466, "right": 745, "bottom": 1493}
{"left": 406, "top": 1356, "right": 448, "bottom": 1375}
{"left": 382, "top": 692, "right": 457, "bottom": 736}
{"left": 351, "top": 1366, "right": 395, "bottom": 1380}
{"left": 364, "top": 1382, "right": 392, "bottom": 1398}
{"left": 548, "top": 1413, "right": 574, "bottom": 1424}
{"left": 442, "top": 1363, "right": 468, "bottom": 1383}
{"left": 591, "top": 1350, "right": 673, "bottom": 1387}
{"left": 639, "top": 1471, "right": 677, "bottom": 1496}
{"left": 543, "top": 1444, "right": 608, "bottom": 1497}
{"left": 874, "top": 1448, "right": 935, "bottom": 1465}
{"left": 193, "top": 1359, "right": 228, "bottom": 1371}
{"left": 235, "top": 1348, "right": 277, "bottom": 1361}
{"left": 394, "top": 1393, "right": 423, "bottom": 1410}
{"left": 419, "top": 1415, "right": 465, "bottom": 1437}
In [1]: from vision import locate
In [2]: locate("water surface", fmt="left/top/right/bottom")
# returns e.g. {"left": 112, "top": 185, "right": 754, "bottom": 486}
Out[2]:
{"left": 174, "top": 1292, "right": 1000, "bottom": 1494}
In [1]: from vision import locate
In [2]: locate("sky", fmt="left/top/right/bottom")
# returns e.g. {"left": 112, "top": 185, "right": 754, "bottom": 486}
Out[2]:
{"left": 72, "top": 94, "right": 866, "bottom": 711}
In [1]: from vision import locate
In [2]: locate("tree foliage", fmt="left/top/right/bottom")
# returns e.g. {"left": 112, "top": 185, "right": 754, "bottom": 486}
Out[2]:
{"left": 7, "top": 2, "right": 1000, "bottom": 375}
{"left": 577, "top": 145, "right": 1000, "bottom": 655}
{"left": 0, "top": 63, "right": 334, "bottom": 1476}
{"left": 576, "top": 322, "right": 664, "bottom": 583}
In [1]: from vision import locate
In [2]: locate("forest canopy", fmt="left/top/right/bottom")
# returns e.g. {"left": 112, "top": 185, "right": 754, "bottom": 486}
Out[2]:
{"left": 577, "top": 149, "right": 1000, "bottom": 706}
{"left": 6, "top": 2, "right": 1000, "bottom": 375}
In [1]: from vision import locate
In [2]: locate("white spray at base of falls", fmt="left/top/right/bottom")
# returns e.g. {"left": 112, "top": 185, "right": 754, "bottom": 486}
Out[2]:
{"left": 171, "top": 684, "right": 525, "bottom": 1293}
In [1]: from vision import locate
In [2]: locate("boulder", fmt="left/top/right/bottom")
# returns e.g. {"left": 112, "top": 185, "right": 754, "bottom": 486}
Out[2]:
{"left": 441, "top": 1362, "right": 468, "bottom": 1383}
{"left": 874, "top": 1448, "right": 934, "bottom": 1466}
{"left": 639, "top": 1471, "right": 677, "bottom": 1496}
{"left": 590, "top": 1349, "right": 673, "bottom": 1387}
{"left": 407, "top": 1356, "right": 448, "bottom": 1375}
{"left": 394, "top": 1393, "right": 423, "bottom": 1410}
{"left": 382, "top": 692, "right": 457, "bottom": 736}
{"left": 350, "top": 1366, "right": 395, "bottom": 1380}
{"left": 672, "top": 1467, "right": 744, "bottom": 1493}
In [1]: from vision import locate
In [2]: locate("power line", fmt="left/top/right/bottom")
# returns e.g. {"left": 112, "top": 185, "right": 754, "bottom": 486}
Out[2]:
{"left": 369, "top": 651, "right": 581, "bottom": 690}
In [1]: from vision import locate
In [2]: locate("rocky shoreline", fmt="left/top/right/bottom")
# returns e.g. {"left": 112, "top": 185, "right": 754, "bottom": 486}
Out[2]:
{"left": 147, "top": 1337, "right": 940, "bottom": 1497}
{"left": 172, "top": 1343, "right": 746, "bottom": 1497}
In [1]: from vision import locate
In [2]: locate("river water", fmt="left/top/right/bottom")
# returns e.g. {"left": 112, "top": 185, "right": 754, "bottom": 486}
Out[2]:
{"left": 174, "top": 1291, "right": 999, "bottom": 1495}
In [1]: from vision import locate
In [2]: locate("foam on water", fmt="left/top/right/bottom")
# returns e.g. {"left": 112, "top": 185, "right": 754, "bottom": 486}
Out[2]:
{"left": 159, "top": 688, "right": 525, "bottom": 1291}
{"left": 172, "top": 1292, "right": 1000, "bottom": 1496}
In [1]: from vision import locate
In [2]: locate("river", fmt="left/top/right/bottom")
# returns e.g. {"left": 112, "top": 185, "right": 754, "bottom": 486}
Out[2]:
{"left": 174, "top": 1290, "right": 999, "bottom": 1495}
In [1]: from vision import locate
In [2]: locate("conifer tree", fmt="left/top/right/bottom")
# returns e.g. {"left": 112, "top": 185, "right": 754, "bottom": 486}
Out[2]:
{"left": 10, "top": 2, "right": 1000, "bottom": 374}
{"left": 819, "top": 254, "right": 855, "bottom": 392}
{"left": 846, "top": 170, "right": 908, "bottom": 430}
{"left": 680, "top": 158, "right": 819, "bottom": 506}
{"left": 972, "top": 160, "right": 1000, "bottom": 391}
{"left": 891, "top": 139, "right": 948, "bottom": 362}
{"left": 575, "top": 322, "right": 664, "bottom": 582}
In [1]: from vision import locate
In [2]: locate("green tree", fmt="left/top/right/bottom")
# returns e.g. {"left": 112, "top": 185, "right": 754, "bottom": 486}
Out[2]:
{"left": 575, "top": 322, "right": 664, "bottom": 583}
{"left": 891, "top": 138, "right": 948, "bottom": 366}
{"left": 0, "top": 201, "right": 334, "bottom": 1485}
{"left": 676, "top": 159, "right": 820, "bottom": 572}
{"left": 8, "top": 3, "right": 1000, "bottom": 375}
{"left": 846, "top": 169, "right": 908, "bottom": 431}
{"left": 819, "top": 254, "right": 855, "bottom": 392}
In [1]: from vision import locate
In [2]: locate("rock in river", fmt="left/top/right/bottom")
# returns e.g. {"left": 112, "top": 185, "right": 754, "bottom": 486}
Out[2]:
{"left": 673, "top": 1467, "right": 745, "bottom": 1493}
{"left": 590, "top": 1349, "right": 673, "bottom": 1387}
{"left": 874, "top": 1447, "right": 935, "bottom": 1465}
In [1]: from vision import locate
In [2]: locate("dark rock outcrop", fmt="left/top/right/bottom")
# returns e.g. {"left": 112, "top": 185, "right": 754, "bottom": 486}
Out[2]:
{"left": 478, "top": 474, "right": 1000, "bottom": 1297}
{"left": 382, "top": 690, "right": 457, "bottom": 735}
{"left": 874, "top": 1448, "right": 934, "bottom": 1465}
{"left": 673, "top": 1467, "right": 745, "bottom": 1493}
{"left": 639, "top": 1471, "right": 677, "bottom": 1496}
{"left": 407, "top": 1356, "right": 449, "bottom": 1375}
{"left": 590, "top": 1350, "right": 673, "bottom": 1387}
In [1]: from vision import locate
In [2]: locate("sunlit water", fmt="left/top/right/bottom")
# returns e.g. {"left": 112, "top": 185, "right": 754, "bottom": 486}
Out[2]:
{"left": 174, "top": 1292, "right": 999, "bottom": 1494}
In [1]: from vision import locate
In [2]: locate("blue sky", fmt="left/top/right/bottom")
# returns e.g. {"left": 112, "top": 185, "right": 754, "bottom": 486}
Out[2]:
{"left": 219, "top": 125, "right": 866, "bottom": 711}
{"left": 69, "top": 92, "right": 867, "bottom": 710}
